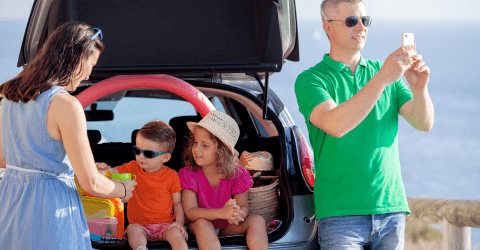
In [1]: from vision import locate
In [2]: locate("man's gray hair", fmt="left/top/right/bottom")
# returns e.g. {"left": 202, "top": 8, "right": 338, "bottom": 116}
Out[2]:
{"left": 320, "top": 0, "right": 363, "bottom": 23}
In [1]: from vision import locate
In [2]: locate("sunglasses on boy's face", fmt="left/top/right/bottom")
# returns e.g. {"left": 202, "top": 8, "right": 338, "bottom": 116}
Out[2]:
{"left": 132, "top": 146, "right": 171, "bottom": 159}
{"left": 327, "top": 16, "right": 372, "bottom": 28}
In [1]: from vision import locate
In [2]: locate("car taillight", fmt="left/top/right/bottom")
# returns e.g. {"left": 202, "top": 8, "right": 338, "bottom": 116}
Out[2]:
{"left": 293, "top": 126, "right": 315, "bottom": 188}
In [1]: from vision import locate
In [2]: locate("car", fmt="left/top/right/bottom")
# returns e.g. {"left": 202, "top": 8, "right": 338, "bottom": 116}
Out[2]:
{"left": 17, "top": 0, "right": 319, "bottom": 249}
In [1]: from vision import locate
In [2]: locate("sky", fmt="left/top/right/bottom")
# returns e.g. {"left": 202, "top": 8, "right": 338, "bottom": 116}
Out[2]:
{"left": 1, "top": 0, "right": 480, "bottom": 21}
{"left": 0, "top": 0, "right": 33, "bottom": 19}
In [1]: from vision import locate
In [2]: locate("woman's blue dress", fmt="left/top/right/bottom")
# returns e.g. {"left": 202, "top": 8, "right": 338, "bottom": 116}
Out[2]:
{"left": 0, "top": 86, "right": 92, "bottom": 249}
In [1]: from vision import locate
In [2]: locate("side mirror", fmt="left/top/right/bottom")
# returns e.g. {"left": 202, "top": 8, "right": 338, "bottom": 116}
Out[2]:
{"left": 85, "top": 103, "right": 114, "bottom": 121}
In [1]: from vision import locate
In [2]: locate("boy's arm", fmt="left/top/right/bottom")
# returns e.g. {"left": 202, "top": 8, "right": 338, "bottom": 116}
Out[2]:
{"left": 172, "top": 191, "right": 185, "bottom": 226}
{"left": 95, "top": 162, "right": 119, "bottom": 175}
{"left": 171, "top": 190, "right": 188, "bottom": 240}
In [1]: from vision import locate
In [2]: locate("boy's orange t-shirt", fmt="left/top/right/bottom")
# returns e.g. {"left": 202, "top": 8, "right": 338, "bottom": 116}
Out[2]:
{"left": 116, "top": 161, "right": 182, "bottom": 225}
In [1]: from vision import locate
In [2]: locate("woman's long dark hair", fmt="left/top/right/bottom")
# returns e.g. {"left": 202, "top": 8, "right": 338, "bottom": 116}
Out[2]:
{"left": 0, "top": 21, "right": 104, "bottom": 103}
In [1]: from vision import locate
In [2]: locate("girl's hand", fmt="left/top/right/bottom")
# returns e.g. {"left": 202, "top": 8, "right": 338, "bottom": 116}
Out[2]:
{"left": 229, "top": 206, "right": 246, "bottom": 225}
{"left": 227, "top": 213, "right": 245, "bottom": 225}
{"left": 222, "top": 199, "right": 245, "bottom": 225}
{"left": 168, "top": 222, "right": 188, "bottom": 240}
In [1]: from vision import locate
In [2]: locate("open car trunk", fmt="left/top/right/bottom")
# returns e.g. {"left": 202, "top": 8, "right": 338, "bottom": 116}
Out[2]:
{"left": 18, "top": 0, "right": 299, "bottom": 79}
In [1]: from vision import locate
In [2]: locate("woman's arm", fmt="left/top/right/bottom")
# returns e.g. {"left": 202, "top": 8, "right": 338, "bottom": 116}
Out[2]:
{"left": 0, "top": 105, "right": 5, "bottom": 168}
{"left": 48, "top": 93, "right": 135, "bottom": 198}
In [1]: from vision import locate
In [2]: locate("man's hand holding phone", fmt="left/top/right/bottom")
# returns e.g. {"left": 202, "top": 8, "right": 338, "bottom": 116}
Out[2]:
{"left": 400, "top": 33, "right": 430, "bottom": 91}
{"left": 377, "top": 33, "right": 429, "bottom": 90}
{"left": 378, "top": 44, "right": 417, "bottom": 85}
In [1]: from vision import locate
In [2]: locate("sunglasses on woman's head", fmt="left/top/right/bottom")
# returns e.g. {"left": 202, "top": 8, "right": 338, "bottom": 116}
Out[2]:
{"left": 132, "top": 146, "right": 171, "bottom": 159}
{"left": 327, "top": 16, "right": 372, "bottom": 27}
{"left": 91, "top": 28, "right": 103, "bottom": 41}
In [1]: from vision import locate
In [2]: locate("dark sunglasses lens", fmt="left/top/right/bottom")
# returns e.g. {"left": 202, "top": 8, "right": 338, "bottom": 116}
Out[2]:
{"left": 345, "top": 16, "right": 359, "bottom": 27}
{"left": 143, "top": 150, "right": 156, "bottom": 159}
{"left": 362, "top": 16, "right": 372, "bottom": 27}
{"left": 132, "top": 146, "right": 141, "bottom": 155}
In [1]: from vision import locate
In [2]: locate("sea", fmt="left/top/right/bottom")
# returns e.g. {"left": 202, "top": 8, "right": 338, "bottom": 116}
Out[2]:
{"left": 1, "top": 18, "right": 479, "bottom": 246}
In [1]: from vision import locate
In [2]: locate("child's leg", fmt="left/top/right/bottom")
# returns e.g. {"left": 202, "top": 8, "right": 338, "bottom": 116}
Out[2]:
{"left": 162, "top": 226, "right": 188, "bottom": 250}
{"left": 219, "top": 214, "right": 268, "bottom": 250}
{"left": 188, "top": 219, "right": 221, "bottom": 250}
{"left": 125, "top": 223, "right": 148, "bottom": 250}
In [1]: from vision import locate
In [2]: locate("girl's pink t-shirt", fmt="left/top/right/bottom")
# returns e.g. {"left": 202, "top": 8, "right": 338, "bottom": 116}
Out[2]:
{"left": 179, "top": 165, "right": 253, "bottom": 229}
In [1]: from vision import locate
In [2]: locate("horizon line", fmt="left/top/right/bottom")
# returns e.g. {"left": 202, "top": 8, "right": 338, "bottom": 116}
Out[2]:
{"left": 1, "top": 16, "right": 480, "bottom": 23}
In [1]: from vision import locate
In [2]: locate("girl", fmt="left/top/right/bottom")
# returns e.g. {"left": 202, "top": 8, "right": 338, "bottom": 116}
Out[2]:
{"left": 0, "top": 22, "right": 136, "bottom": 250}
{"left": 179, "top": 110, "right": 268, "bottom": 250}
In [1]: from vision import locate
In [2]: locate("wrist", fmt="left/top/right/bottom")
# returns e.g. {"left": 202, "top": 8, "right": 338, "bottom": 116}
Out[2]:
{"left": 215, "top": 208, "right": 226, "bottom": 220}
{"left": 411, "top": 85, "right": 428, "bottom": 95}
{"left": 370, "top": 73, "right": 390, "bottom": 89}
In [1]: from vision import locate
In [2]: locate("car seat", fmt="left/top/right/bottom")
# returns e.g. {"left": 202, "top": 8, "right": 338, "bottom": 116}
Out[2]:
{"left": 167, "top": 115, "right": 202, "bottom": 171}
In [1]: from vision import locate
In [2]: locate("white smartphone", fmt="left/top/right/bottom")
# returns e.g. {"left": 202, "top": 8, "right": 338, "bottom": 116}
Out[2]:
{"left": 401, "top": 33, "right": 414, "bottom": 46}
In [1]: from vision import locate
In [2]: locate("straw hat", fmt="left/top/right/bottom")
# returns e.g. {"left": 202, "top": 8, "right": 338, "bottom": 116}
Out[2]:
{"left": 239, "top": 151, "right": 274, "bottom": 171}
{"left": 187, "top": 110, "right": 240, "bottom": 155}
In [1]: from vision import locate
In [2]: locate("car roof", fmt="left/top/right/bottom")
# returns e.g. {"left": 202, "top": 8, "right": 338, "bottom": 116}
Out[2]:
{"left": 18, "top": 0, "right": 299, "bottom": 79}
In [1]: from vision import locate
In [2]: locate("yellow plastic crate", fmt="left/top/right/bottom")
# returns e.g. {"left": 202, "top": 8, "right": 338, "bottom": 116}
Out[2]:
{"left": 81, "top": 196, "right": 116, "bottom": 219}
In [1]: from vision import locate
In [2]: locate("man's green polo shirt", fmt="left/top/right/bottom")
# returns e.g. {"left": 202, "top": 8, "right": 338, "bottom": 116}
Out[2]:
{"left": 295, "top": 54, "right": 413, "bottom": 219}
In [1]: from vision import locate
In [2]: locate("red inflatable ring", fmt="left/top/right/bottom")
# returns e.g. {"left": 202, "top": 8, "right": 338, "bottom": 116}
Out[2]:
{"left": 75, "top": 75, "right": 215, "bottom": 117}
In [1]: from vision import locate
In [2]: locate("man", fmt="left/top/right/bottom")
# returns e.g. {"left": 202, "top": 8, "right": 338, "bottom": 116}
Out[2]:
{"left": 294, "top": 0, "right": 434, "bottom": 249}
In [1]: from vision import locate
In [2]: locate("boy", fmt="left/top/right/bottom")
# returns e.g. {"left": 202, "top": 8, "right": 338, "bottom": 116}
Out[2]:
{"left": 97, "top": 120, "right": 188, "bottom": 250}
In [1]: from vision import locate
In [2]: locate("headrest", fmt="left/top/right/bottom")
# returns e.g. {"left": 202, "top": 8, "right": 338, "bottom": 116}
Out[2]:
{"left": 169, "top": 115, "right": 202, "bottom": 140}
{"left": 131, "top": 129, "right": 139, "bottom": 144}
{"left": 87, "top": 130, "right": 101, "bottom": 145}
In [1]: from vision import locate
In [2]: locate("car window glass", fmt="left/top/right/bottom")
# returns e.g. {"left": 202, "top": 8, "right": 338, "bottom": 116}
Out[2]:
{"left": 212, "top": 96, "right": 226, "bottom": 113}
{"left": 87, "top": 97, "right": 196, "bottom": 143}
{"left": 252, "top": 114, "right": 269, "bottom": 138}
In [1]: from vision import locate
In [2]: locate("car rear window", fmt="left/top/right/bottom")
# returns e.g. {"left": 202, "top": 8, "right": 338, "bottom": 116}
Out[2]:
{"left": 86, "top": 92, "right": 226, "bottom": 143}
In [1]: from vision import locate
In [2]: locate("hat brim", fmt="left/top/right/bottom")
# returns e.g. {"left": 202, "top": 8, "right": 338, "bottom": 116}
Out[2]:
{"left": 187, "top": 121, "right": 236, "bottom": 156}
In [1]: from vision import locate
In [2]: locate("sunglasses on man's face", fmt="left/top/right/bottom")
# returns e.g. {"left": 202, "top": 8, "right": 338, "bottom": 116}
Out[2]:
{"left": 327, "top": 16, "right": 372, "bottom": 28}
{"left": 132, "top": 146, "right": 171, "bottom": 159}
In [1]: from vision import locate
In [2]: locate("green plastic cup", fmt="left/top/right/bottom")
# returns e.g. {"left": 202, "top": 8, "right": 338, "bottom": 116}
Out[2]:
{"left": 111, "top": 173, "right": 136, "bottom": 181}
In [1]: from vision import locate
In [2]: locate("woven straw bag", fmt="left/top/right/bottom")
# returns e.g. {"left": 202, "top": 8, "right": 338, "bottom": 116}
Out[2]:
{"left": 248, "top": 179, "right": 279, "bottom": 226}
{"left": 242, "top": 151, "right": 279, "bottom": 226}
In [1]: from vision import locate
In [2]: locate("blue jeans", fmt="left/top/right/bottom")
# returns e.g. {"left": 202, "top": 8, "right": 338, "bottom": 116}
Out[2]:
{"left": 317, "top": 212, "right": 405, "bottom": 250}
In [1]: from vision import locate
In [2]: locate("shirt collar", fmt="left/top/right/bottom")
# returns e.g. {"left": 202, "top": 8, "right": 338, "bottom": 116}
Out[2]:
{"left": 322, "top": 53, "right": 367, "bottom": 72}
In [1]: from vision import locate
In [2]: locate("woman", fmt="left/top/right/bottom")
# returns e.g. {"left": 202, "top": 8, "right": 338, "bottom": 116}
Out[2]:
{"left": 0, "top": 22, "right": 136, "bottom": 249}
